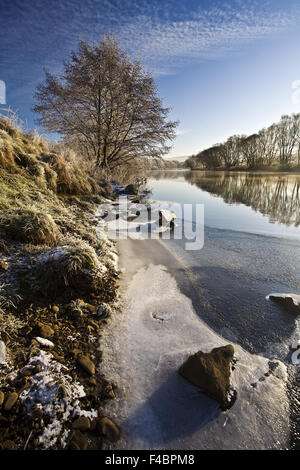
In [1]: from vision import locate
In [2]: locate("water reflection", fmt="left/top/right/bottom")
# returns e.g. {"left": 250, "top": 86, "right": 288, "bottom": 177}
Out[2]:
{"left": 149, "top": 171, "right": 300, "bottom": 228}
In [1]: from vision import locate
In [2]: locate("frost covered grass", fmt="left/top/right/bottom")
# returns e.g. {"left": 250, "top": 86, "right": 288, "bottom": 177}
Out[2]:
{"left": 29, "top": 240, "right": 110, "bottom": 299}
{"left": 0, "top": 113, "right": 109, "bottom": 197}
{"left": 0, "top": 115, "right": 121, "bottom": 450}
{"left": 6, "top": 209, "right": 60, "bottom": 246}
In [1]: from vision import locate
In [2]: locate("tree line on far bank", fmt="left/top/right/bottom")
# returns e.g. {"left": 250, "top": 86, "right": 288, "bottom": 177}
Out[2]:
{"left": 186, "top": 113, "right": 300, "bottom": 170}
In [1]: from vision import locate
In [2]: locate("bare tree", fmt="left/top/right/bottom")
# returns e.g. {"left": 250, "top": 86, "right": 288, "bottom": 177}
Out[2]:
{"left": 276, "top": 114, "right": 300, "bottom": 166}
{"left": 219, "top": 135, "right": 241, "bottom": 169}
{"left": 34, "top": 35, "right": 178, "bottom": 168}
{"left": 239, "top": 133, "right": 260, "bottom": 168}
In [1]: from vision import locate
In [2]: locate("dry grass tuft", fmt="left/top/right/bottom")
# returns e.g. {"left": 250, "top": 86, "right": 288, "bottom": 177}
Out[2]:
{"left": 31, "top": 241, "right": 107, "bottom": 298}
{"left": 0, "top": 139, "right": 15, "bottom": 171}
{"left": 6, "top": 209, "right": 60, "bottom": 246}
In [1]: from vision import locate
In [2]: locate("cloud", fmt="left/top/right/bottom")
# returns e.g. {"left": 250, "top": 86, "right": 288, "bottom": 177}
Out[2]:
{"left": 112, "top": 1, "right": 299, "bottom": 73}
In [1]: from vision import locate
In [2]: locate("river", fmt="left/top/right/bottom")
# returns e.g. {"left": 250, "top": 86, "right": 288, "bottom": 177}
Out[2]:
{"left": 100, "top": 170, "right": 300, "bottom": 450}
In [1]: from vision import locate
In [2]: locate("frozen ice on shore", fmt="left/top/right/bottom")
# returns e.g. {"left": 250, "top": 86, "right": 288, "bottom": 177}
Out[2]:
{"left": 101, "top": 243, "right": 290, "bottom": 450}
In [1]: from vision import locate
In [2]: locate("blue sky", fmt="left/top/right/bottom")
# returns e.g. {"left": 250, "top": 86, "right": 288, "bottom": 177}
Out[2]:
{"left": 1, "top": 0, "right": 300, "bottom": 158}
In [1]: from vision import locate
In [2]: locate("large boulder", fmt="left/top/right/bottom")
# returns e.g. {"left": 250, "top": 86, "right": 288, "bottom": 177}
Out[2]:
{"left": 179, "top": 344, "right": 235, "bottom": 410}
{"left": 124, "top": 184, "right": 139, "bottom": 195}
{"left": 267, "top": 293, "right": 300, "bottom": 315}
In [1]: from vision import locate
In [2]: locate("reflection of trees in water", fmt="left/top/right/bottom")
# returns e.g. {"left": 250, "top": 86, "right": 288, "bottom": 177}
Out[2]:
{"left": 185, "top": 171, "right": 300, "bottom": 227}
{"left": 149, "top": 169, "right": 190, "bottom": 180}
{"left": 149, "top": 170, "right": 300, "bottom": 227}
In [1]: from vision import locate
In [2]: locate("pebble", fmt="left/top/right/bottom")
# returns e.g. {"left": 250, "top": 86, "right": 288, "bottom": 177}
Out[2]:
{"left": 52, "top": 305, "right": 59, "bottom": 314}
{"left": 4, "top": 392, "right": 18, "bottom": 411}
{"left": 0, "top": 390, "right": 4, "bottom": 405}
{"left": 38, "top": 323, "right": 54, "bottom": 339}
{"left": 77, "top": 355, "right": 95, "bottom": 375}
{"left": 68, "top": 430, "right": 89, "bottom": 450}
{"left": 0, "top": 260, "right": 8, "bottom": 271}
{"left": 98, "top": 417, "right": 120, "bottom": 442}
{"left": 72, "top": 416, "right": 91, "bottom": 432}
{"left": 104, "top": 385, "right": 115, "bottom": 399}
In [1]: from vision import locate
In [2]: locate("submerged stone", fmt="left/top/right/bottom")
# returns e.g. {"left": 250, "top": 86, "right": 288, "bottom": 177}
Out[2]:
{"left": 179, "top": 344, "right": 235, "bottom": 410}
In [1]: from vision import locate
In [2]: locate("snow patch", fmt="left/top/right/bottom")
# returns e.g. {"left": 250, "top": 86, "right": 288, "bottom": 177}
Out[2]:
{"left": 35, "top": 337, "right": 54, "bottom": 348}
{"left": 20, "top": 350, "right": 97, "bottom": 449}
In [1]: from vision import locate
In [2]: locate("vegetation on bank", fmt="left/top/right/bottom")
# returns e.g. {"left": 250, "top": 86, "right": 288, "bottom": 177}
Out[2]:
{"left": 185, "top": 113, "right": 300, "bottom": 171}
{"left": 0, "top": 113, "right": 123, "bottom": 450}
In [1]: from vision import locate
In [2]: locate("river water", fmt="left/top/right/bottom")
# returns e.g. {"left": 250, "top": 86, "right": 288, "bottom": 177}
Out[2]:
{"left": 101, "top": 170, "right": 300, "bottom": 450}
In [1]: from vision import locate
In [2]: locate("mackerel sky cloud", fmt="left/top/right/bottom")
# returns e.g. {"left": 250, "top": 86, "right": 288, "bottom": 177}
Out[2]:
{"left": 1, "top": 0, "right": 300, "bottom": 156}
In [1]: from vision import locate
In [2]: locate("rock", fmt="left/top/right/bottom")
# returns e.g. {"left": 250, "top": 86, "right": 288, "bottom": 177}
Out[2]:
{"left": 68, "top": 430, "right": 89, "bottom": 450}
{"left": 4, "top": 392, "right": 18, "bottom": 411}
{"left": 78, "top": 300, "right": 97, "bottom": 313}
{"left": 71, "top": 348, "right": 81, "bottom": 358}
{"left": 77, "top": 355, "right": 95, "bottom": 375}
{"left": 52, "top": 305, "right": 59, "bottom": 314}
{"left": 124, "top": 183, "right": 139, "bottom": 195}
{"left": 88, "top": 377, "right": 97, "bottom": 386}
{"left": 0, "top": 341, "right": 6, "bottom": 365}
{"left": 2, "top": 440, "right": 15, "bottom": 450}
{"left": 268, "top": 294, "right": 300, "bottom": 315}
{"left": 179, "top": 344, "right": 235, "bottom": 410}
{"left": 32, "top": 405, "right": 44, "bottom": 420}
{"left": 38, "top": 323, "right": 54, "bottom": 339}
{"left": 104, "top": 385, "right": 115, "bottom": 399}
{"left": 0, "top": 390, "right": 4, "bottom": 405}
{"left": 97, "top": 306, "right": 109, "bottom": 319}
{"left": 20, "top": 368, "right": 32, "bottom": 377}
{"left": 0, "top": 260, "right": 8, "bottom": 271}
{"left": 98, "top": 417, "right": 121, "bottom": 442}
{"left": 35, "top": 337, "right": 54, "bottom": 349}
{"left": 72, "top": 416, "right": 91, "bottom": 432}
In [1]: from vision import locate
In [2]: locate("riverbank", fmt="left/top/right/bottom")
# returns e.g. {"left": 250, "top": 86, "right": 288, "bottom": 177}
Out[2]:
{"left": 0, "top": 118, "right": 123, "bottom": 450}
{"left": 0, "top": 188, "right": 122, "bottom": 449}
